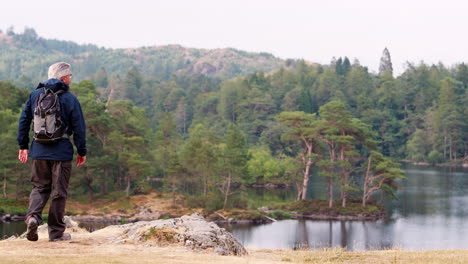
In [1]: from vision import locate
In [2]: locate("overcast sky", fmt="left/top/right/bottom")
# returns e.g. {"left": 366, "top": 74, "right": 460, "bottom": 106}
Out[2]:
{"left": 1, "top": 0, "right": 467, "bottom": 75}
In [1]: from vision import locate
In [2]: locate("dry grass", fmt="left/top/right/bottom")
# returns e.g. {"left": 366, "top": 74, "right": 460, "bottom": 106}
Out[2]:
{"left": 1, "top": 236, "right": 467, "bottom": 264}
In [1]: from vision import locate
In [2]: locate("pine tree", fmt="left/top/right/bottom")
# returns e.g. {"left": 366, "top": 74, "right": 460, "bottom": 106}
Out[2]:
{"left": 335, "top": 57, "right": 343, "bottom": 75}
{"left": 342, "top": 57, "right": 351, "bottom": 75}
{"left": 277, "top": 111, "right": 320, "bottom": 200}
{"left": 379, "top": 47, "right": 393, "bottom": 75}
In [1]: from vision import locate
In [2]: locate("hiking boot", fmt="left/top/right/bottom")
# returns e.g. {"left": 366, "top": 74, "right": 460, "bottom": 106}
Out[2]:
{"left": 49, "top": 233, "right": 71, "bottom": 242}
{"left": 26, "top": 216, "right": 38, "bottom": 242}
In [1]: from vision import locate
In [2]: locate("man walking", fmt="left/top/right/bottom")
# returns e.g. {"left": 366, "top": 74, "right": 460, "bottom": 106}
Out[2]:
{"left": 17, "top": 62, "right": 87, "bottom": 242}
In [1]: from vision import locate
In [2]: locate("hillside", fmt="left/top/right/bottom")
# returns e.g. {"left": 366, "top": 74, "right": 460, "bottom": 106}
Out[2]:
{"left": 0, "top": 29, "right": 285, "bottom": 85}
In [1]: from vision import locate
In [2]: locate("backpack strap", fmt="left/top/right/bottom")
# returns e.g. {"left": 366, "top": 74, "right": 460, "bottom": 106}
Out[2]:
{"left": 55, "top": 89, "right": 66, "bottom": 95}
{"left": 42, "top": 88, "right": 66, "bottom": 95}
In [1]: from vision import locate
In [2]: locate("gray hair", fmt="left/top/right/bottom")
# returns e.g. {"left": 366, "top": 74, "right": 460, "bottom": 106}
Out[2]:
{"left": 48, "top": 62, "right": 71, "bottom": 79}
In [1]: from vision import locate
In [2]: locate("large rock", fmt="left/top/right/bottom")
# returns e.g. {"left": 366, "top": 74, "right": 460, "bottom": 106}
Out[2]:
{"left": 93, "top": 213, "right": 247, "bottom": 256}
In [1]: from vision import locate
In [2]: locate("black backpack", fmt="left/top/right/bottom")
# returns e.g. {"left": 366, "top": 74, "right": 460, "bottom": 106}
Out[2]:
{"left": 32, "top": 88, "right": 68, "bottom": 144}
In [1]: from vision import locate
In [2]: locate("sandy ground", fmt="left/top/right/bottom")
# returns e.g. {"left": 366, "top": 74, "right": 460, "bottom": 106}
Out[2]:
{"left": 0, "top": 232, "right": 283, "bottom": 264}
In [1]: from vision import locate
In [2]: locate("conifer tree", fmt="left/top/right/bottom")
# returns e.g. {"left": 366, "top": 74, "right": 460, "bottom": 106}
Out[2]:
{"left": 379, "top": 47, "right": 393, "bottom": 75}
{"left": 278, "top": 111, "right": 320, "bottom": 200}
{"left": 342, "top": 57, "right": 351, "bottom": 75}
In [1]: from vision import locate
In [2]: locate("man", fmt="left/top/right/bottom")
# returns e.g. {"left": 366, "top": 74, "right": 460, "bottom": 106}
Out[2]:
{"left": 17, "top": 62, "right": 87, "bottom": 242}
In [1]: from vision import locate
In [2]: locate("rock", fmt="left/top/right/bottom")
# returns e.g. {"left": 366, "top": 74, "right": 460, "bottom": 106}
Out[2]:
{"left": 127, "top": 206, "right": 161, "bottom": 222}
{"left": 5, "top": 236, "right": 17, "bottom": 241}
{"left": 92, "top": 213, "right": 247, "bottom": 256}
{"left": 11, "top": 215, "right": 26, "bottom": 221}
{"left": 2, "top": 214, "right": 11, "bottom": 222}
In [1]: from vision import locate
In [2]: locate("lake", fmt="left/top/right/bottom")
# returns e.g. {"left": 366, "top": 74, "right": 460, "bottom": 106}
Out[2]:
{"left": 2, "top": 164, "right": 468, "bottom": 251}
{"left": 223, "top": 164, "right": 468, "bottom": 251}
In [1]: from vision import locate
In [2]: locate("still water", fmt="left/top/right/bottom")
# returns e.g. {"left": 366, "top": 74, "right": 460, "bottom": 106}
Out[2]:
{"left": 224, "top": 164, "right": 468, "bottom": 251}
{"left": 1, "top": 164, "right": 467, "bottom": 251}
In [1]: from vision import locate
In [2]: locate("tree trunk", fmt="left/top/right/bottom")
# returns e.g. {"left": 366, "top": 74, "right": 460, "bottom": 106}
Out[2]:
{"left": 295, "top": 182, "right": 302, "bottom": 201}
{"left": 3, "top": 170, "right": 7, "bottom": 199}
{"left": 444, "top": 135, "right": 447, "bottom": 159}
{"left": 172, "top": 182, "right": 177, "bottom": 207}
{"left": 328, "top": 143, "right": 336, "bottom": 208}
{"left": 301, "top": 142, "right": 313, "bottom": 200}
{"left": 125, "top": 174, "right": 131, "bottom": 198}
{"left": 15, "top": 176, "right": 19, "bottom": 201}
{"left": 301, "top": 159, "right": 312, "bottom": 200}
{"left": 340, "top": 147, "right": 347, "bottom": 208}
{"left": 449, "top": 136, "right": 453, "bottom": 161}
{"left": 106, "top": 83, "right": 115, "bottom": 108}
{"left": 102, "top": 168, "right": 109, "bottom": 195}
{"left": 119, "top": 166, "right": 124, "bottom": 189}
{"left": 328, "top": 177, "right": 333, "bottom": 208}
{"left": 87, "top": 182, "right": 94, "bottom": 200}
{"left": 223, "top": 171, "right": 232, "bottom": 210}
{"left": 203, "top": 174, "right": 207, "bottom": 198}
{"left": 231, "top": 104, "right": 236, "bottom": 123}
{"left": 362, "top": 156, "right": 372, "bottom": 207}
{"left": 183, "top": 106, "right": 187, "bottom": 135}
{"left": 341, "top": 181, "right": 347, "bottom": 208}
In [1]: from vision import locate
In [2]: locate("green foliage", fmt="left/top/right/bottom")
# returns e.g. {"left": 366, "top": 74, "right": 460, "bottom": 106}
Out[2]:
{"left": 247, "top": 147, "right": 284, "bottom": 183}
{"left": 427, "top": 150, "right": 445, "bottom": 164}
{"left": 0, "top": 198, "right": 28, "bottom": 215}
{"left": 3, "top": 31, "right": 467, "bottom": 210}
{"left": 268, "top": 210, "right": 292, "bottom": 219}
{"left": 274, "top": 199, "right": 384, "bottom": 216}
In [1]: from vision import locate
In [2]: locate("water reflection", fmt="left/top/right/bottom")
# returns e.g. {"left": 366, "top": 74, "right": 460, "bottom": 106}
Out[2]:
{"left": 226, "top": 164, "right": 468, "bottom": 251}
{"left": 0, "top": 221, "right": 26, "bottom": 239}
{"left": 227, "top": 215, "right": 468, "bottom": 251}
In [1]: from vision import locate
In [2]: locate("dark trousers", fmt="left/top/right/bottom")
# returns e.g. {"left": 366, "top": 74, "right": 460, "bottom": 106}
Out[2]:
{"left": 26, "top": 159, "right": 72, "bottom": 240}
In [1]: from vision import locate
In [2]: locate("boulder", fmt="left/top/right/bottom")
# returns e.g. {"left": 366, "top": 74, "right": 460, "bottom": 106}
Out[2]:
{"left": 93, "top": 213, "right": 247, "bottom": 256}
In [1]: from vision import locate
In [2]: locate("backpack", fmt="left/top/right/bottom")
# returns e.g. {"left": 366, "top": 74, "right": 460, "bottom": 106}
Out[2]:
{"left": 32, "top": 88, "right": 68, "bottom": 144}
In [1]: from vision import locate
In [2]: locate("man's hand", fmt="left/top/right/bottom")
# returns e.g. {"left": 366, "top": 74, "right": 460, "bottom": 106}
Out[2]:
{"left": 18, "top": 149, "right": 28, "bottom": 164}
{"left": 77, "top": 155, "right": 86, "bottom": 167}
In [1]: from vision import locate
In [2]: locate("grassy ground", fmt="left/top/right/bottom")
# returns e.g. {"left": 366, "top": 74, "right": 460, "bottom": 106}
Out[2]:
{"left": 0, "top": 198, "right": 28, "bottom": 215}
{"left": 0, "top": 237, "right": 467, "bottom": 264}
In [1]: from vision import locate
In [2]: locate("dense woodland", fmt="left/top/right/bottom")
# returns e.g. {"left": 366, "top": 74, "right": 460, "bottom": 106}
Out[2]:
{"left": 0, "top": 29, "right": 466, "bottom": 211}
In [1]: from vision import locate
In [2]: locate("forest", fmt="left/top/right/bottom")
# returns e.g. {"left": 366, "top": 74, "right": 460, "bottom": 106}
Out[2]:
{"left": 0, "top": 29, "right": 467, "bottom": 211}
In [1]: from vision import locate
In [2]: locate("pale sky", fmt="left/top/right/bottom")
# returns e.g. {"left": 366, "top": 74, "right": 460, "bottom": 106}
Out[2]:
{"left": 1, "top": 0, "right": 467, "bottom": 75}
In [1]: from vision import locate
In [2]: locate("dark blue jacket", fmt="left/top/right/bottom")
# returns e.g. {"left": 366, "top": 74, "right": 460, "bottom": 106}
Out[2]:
{"left": 17, "top": 79, "right": 87, "bottom": 161}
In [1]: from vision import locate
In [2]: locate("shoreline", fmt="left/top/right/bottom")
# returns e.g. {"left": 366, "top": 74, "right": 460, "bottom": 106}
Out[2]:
{"left": 1, "top": 192, "right": 388, "bottom": 226}
{"left": 1, "top": 209, "right": 387, "bottom": 226}
{"left": 400, "top": 159, "right": 468, "bottom": 168}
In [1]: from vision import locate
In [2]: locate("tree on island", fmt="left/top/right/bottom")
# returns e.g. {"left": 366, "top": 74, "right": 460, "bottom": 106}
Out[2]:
{"left": 277, "top": 111, "right": 320, "bottom": 201}
{"left": 317, "top": 101, "right": 376, "bottom": 208}
{"left": 362, "top": 151, "right": 404, "bottom": 207}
